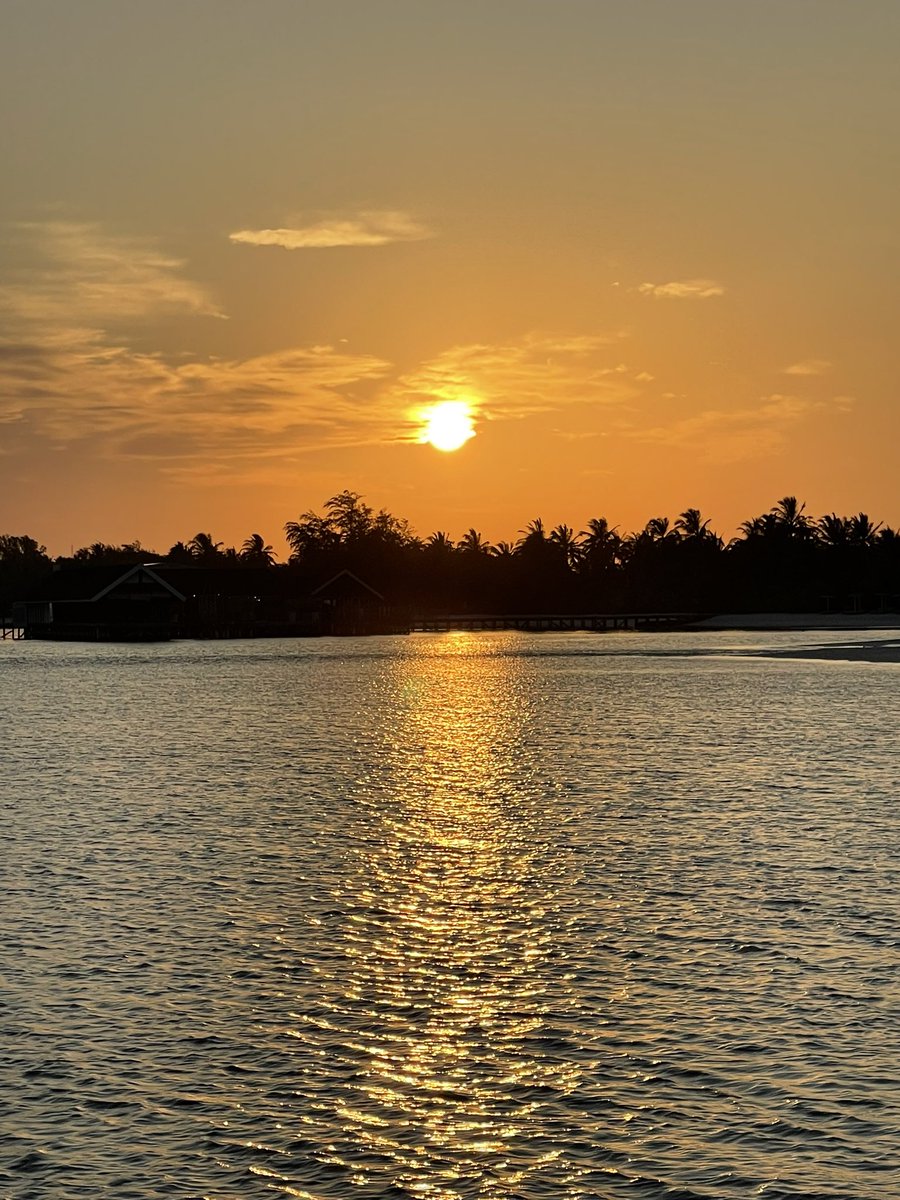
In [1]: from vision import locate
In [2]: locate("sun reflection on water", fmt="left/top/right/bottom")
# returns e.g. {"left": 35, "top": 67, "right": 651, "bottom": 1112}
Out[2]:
{"left": 295, "top": 634, "right": 584, "bottom": 1197}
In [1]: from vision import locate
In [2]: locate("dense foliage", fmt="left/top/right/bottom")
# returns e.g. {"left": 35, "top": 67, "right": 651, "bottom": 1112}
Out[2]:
{"left": 3, "top": 492, "right": 899, "bottom": 616}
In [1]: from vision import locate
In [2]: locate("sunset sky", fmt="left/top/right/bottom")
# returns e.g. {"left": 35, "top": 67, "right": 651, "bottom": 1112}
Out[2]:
{"left": 2, "top": 1, "right": 898, "bottom": 555}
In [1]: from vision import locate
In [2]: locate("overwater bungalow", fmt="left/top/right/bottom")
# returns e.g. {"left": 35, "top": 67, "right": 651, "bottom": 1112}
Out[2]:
{"left": 12, "top": 562, "right": 402, "bottom": 641}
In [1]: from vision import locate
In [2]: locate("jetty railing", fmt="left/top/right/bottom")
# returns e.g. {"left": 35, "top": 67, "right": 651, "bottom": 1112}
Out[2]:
{"left": 410, "top": 612, "right": 701, "bottom": 633}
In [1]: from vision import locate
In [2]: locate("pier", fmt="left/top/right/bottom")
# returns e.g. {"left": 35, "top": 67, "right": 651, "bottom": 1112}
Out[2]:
{"left": 410, "top": 612, "right": 701, "bottom": 633}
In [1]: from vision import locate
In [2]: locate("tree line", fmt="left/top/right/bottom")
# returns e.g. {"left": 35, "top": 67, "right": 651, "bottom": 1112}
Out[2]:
{"left": 2, "top": 491, "right": 899, "bottom": 616}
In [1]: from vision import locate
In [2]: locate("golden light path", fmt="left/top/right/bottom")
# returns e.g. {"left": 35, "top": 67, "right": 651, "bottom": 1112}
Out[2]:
{"left": 292, "top": 634, "right": 586, "bottom": 1198}
{"left": 421, "top": 401, "right": 476, "bottom": 452}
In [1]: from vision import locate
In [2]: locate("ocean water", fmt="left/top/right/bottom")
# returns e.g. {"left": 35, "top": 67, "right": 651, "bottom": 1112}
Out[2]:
{"left": 1, "top": 631, "right": 898, "bottom": 1199}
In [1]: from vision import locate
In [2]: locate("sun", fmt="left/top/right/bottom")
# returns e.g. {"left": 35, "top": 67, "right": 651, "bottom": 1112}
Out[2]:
{"left": 421, "top": 400, "right": 476, "bottom": 452}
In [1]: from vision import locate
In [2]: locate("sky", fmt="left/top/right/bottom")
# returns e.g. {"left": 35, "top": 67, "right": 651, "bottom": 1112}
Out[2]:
{"left": 2, "top": 0, "right": 898, "bottom": 555}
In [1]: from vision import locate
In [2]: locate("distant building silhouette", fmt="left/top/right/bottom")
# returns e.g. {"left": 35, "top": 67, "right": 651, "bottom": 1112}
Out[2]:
{"left": 13, "top": 562, "right": 402, "bottom": 640}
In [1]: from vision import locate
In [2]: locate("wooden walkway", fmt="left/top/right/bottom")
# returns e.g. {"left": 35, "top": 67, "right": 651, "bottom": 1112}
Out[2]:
{"left": 411, "top": 612, "right": 700, "bottom": 633}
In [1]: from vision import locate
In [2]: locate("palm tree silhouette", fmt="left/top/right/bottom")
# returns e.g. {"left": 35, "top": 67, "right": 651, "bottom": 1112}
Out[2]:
{"left": 847, "top": 513, "right": 881, "bottom": 547}
{"left": 458, "top": 528, "right": 492, "bottom": 556}
{"left": 580, "top": 518, "right": 620, "bottom": 569}
{"left": 240, "top": 533, "right": 276, "bottom": 566}
{"left": 188, "top": 532, "right": 223, "bottom": 562}
{"left": 771, "top": 496, "right": 811, "bottom": 539}
{"left": 549, "top": 523, "right": 581, "bottom": 568}
{"left": 738, "top": 512, "right": 779, "bottom": 542}
{"left": 516, "top": 517, "right": 547, "bottom": 553}
{"left": 675, "top": 508, "right": 713, "bottom": 540}
{"left": 817, "top": 513, "right": 849, "bottom": 547}
{"left": 425, "top": 531, "right": 455, "bottom": 555}
{"left": 642, "top": 516, "right": 672, "bottom": 543}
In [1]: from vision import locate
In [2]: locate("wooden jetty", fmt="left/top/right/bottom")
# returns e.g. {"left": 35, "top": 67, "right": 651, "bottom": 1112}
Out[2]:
{"left": 411, "top": 612, "right": 700, "bottom": 633}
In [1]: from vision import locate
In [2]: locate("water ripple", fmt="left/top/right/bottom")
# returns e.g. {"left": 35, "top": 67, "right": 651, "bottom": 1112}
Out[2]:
{"left": 1, "top": 631, "right": 898, "bottom": 1197}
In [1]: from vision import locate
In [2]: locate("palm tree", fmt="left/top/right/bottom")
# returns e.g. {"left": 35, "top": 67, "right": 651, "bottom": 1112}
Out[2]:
{"left": 817, "top": 513, "right": 849, "bottom": 548}
{"left": 165, "top": 540, "right": 194, "bottom": 564}
{"left": 426, "top": 531, "right": 455, "bottom": 553}
{"left": 738, "top": 511, "right": 779, "bottom": 542}
{"left": 458, "top": 528, "right": 492, "bottom": 556}
{"left": 516, "top": 517, "right": 547, "bottom": 552}
{"left": 643, "top": 516, "right": 671, "bottom": 542}
{"left": 240, "top": 533, "right": 276, "bottom": 566}
{"left": 771, "top": 496, "right": 811, "bottom": 539}
{"left": 491, "top": 541, "right": 516, "bottom": 559}
{"left": 580, "top": 517, "right": 620, "bottom": 567}
{"left": 847, "top": 513, "right": 881, "bottom": 548}
{"left": 675, "top": 508, "right": 711, "bottom": 540}
{"left": 549, "top": 523, "right": 581, "bottom": 568}
{"left": 188, "top": 532, "right": 223, "bottom": 562}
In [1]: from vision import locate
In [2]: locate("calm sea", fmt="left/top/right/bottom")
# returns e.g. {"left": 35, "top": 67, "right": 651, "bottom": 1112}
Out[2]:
{"left": 1, "top": 631, "right": 898, "bottom": 1200}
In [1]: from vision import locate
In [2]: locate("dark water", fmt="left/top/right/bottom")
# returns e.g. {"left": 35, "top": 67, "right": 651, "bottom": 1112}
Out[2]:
{"left": 1, "top": 631, "right": 899, "bottom": 1199}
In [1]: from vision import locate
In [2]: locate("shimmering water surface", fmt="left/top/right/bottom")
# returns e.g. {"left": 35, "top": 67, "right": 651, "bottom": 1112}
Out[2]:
{"left": 2, "top": 631, "right": 899, "bottom": 1199}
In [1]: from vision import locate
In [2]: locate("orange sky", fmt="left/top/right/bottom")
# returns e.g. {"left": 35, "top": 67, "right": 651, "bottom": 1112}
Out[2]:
{"left": 2, "top": 1, "right": 898, "bottom": 555}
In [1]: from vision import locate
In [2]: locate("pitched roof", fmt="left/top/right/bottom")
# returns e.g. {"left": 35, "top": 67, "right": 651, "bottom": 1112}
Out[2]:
{"left": 28, "top": 563, "right": 144, "bottom": 602}
{"left": 92, "top": 564, "right": 186, "bottom": 602}
{"left": 310, "top": 569, "right": 385, "bottom": 602}
{"left": 149, "top": 564, "right": 291, "bottom": 597}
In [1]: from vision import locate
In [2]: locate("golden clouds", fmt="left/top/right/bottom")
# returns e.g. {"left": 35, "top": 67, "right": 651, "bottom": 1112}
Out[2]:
{"left": 0, "top": 222, "right": 399, "bottom": 477}
{"left": 393, "top": 331, "right": 638, "bottom": 425}
{"left": 630, "top": 395, "right": 844, "bottom": 463}
{"left": 1, "top": 221, "right": 224, "bottom": 323}
{"left": 0, "top": 227, "right": 643, "bottom": 483}
{"left": 784, "top": 359, "right": 833, "bottom": 376}
{"left": 637, "top": 279, "right": 725, "bottom": 299}
{"left": 0, "top": 332, "right": 395, "bottom": 471}
{"left": 0, "top": 218, "right": 852, "bottom": 497}
{"left": 229, "top": 211, "right": 433, "bottom": 250}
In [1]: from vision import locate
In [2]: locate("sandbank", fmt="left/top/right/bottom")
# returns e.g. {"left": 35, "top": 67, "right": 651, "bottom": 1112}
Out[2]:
{"left": 691, "top": 613, "right": 900, "bottom": 631}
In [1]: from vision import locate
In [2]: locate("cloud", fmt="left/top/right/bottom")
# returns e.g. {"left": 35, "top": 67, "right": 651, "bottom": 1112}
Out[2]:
{"left": 0, "top": 332, "right": 395, "bottom": 459}
{"left": 0, "top": 325, "right": 642, "bottom": 484}
{"left": 0, "top": 220, "right": 402, "bottom": 476}
{"left": 391, "top": 330, "right": 638, "bottom": 433}
{"left": 0, "top": 218, "right": 647, "bottom": 482}
{"left": 637, "top": 279, "right": 725, "bottom": 299}
{"left": 784, "top": 358, "right": 833, "bottom": 376}
{"left": 627, "top": 393, "right": 838, "bottom": 463}
{"left": 229, "top": 210, "right": 433, "bottom": 250}
{"left": 0, "top": 221, "right": 224, "bottom": 324}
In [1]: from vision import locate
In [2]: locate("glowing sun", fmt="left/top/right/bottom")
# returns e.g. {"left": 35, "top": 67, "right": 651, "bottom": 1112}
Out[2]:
{"left": 421, "top": 400, "right": 476, "bottom": 452}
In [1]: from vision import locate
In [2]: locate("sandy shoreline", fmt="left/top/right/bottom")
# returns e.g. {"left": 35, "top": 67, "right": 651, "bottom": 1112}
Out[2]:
{"left": 686, "top": 614, "right": 900, "bottom": 662}
{"left": 690, "top": 612, "right": 900, "bottom": 631}
{"left": 763, "top": 642, "right": 900, "bottom": 663}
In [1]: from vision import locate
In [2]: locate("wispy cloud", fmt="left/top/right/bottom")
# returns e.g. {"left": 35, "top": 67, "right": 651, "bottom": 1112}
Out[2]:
{"left": 0, "top": 220, "right": 401, "bottom": 478}
{"left": 0, "top": 221, "right": 224, "bottom": 324}
{"left": 628, "top": 394, "right": 834, "bottom": 462}
{"left": 229, "top": 210, "right": 433, "bottom": 250}
{"left": 391, "top": 331, "right": 638, "bottom": 433}
{"left": 0, "top": 219, "right": 651, "bottom": 482}
{"left": 0, "top": 333, "right": 395, "bottom": 454}
{"left": 784, "top": 358, "right": 832, "bottom": 376}
{"left": 637, "top": 279, "right": 725, "bottom": 299}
